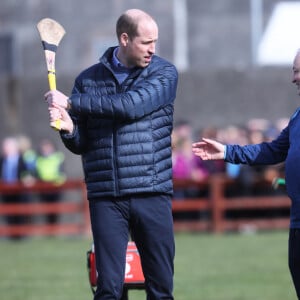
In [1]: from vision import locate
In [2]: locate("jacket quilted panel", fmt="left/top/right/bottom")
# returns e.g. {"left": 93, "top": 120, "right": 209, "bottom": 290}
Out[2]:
{"left": 61, "top": 47, "right": 178, "bottom": 199}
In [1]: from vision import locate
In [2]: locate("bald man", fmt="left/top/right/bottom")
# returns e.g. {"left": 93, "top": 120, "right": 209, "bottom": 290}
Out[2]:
{"left": 45, "top": 9, "right": 178, "bottom": 300}
{"left": 192, "top": 49, "right": 300, "bottom": 299}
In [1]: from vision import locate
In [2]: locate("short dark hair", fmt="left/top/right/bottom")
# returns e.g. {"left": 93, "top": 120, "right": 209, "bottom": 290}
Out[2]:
{"left": 116, "top": 13, "right": 139, "bottom": 41}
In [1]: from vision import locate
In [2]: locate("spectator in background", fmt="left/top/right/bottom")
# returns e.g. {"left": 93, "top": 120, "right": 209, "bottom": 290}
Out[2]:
{"left": 191, "top": 49, "right": 300, "bottom": 299}
{"left": 35, "top": 139, "right": 65, "bottom": 225}
{"left": 17, "top": 135, "right": 37, "bottom": 186}
{"left": 172, "top": 121, "right": 209, "bottom": 220}
{"left": 0, "top": 136, "right": 28, "bottom": 240}
{"left": 172, "top": 121, "right": 208, "bottom": 185}
{"left": 237, "top": 124, "right": 269, "bottom": 195}
{"left": 196, "top": 126, "right": 226, "bottom": 175}
{"left": 221, "top": 125, "right": 247, "bottom": 180}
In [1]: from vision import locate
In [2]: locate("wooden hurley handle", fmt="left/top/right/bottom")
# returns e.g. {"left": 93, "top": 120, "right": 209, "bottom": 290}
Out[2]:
{"left": 48, "top": 72, "right": 56, "bottom": 91}
{"left": 48, "top": 71, "right": 61, "bottom": 131}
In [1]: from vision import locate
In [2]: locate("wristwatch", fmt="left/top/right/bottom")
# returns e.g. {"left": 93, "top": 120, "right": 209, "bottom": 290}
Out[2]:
{"left": 66, "top": 98, "right": 72, "bottom": 111}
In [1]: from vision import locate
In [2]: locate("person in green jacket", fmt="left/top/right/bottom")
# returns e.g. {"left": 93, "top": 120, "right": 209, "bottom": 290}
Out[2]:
{"left": 35, "top": 139, "right": 65, "bottom": 224}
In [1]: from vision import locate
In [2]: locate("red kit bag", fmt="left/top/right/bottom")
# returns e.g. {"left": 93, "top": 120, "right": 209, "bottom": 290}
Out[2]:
{"left": 87, "top": 241, "right": 145, "bottom": 294}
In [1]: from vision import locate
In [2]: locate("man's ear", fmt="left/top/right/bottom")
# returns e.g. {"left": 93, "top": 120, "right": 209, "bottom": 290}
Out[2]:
{"left": 120, "top": 33, "right": 129, "bottom": 47}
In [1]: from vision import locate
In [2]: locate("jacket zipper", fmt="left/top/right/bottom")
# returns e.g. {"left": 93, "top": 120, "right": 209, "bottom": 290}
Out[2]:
{"left": 108, "top": 64, "right": 140, "bottom": 196}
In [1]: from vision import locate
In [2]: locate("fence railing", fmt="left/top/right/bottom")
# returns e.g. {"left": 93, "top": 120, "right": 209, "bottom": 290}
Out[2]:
{"left": 172, "top": 175, "right": 290, "bottom": 233}
{"left": 0, "top": 179, "right": 90, "bottom": 238}
{"left": 0, "top": 175, "right": 291, "bottom": 237}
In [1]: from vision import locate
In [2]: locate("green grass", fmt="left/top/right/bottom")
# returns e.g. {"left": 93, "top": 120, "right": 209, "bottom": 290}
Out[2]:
{"left": 0, "top": 231, "right": 296, "bottom": 300}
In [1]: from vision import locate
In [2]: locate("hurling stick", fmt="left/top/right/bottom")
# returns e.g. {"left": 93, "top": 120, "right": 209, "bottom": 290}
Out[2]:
{"left": 37, "top": 18, "right": 66, "bottom": 130}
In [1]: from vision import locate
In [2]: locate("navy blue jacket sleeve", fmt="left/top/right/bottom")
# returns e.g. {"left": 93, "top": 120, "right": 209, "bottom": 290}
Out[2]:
{"left": 225, "top": 126, "right": 289, "bottom": 165}
{"left": 69, "top": 59, "right": 178, "bottom": 120}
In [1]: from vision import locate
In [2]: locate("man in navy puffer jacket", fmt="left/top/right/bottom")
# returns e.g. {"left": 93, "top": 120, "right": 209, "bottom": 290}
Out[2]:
{"left": 45, "top": 9, "right": 178, "bottom": 300}
{"left": 192, "top": 49, "right": 300, "bottom": 300}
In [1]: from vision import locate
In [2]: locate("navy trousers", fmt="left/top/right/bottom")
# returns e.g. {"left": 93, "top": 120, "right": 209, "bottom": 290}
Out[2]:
{"left": 289, "top": 228, "right": 300, "bottom": 299}
{"left": 89, "top": 194, "right": 175, "bottom": 300}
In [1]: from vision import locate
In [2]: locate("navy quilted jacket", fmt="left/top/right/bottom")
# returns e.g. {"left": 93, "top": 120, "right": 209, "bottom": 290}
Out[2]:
{"left": 61, "top": 47, "right": 178, "bottom": 199}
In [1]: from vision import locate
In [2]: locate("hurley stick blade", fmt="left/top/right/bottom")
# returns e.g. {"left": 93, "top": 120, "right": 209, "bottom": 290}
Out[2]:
{"left": 37, "top": 18, "right": 65, "bottom": 90}
{"left": 37, "top": 18, "right": 65, "bottom": 48}
{"left": 37, "top": 18, "right": 66, "bottom": 130}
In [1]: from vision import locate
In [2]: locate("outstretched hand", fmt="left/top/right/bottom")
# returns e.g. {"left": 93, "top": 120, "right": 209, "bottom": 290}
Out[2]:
{"left": 192, "top": 138, "right": 225, "bottom": 160}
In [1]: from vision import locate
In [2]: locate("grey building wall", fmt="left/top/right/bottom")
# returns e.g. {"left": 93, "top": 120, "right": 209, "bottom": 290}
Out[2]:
{"left": 0, "top": 0, "right": 298, "bottom": 177}
{"left": 175, "top": 67, "right": 298, "bottom": 133}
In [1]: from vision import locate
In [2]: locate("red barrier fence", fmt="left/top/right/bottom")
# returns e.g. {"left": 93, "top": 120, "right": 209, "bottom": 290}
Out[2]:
{"left": 0, "top": 180, "right": 90, "bottom": 238}
{"left": 0, "top": 175, "right": 291, "bottom": 237}
{"left": 172, "top": 175, "right": 290, "bottom": 233}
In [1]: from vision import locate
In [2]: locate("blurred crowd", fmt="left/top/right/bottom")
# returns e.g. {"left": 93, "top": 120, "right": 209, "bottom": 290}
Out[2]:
{"left": 172, "top": 117, "right": 289, "bottom": 221}
{"left": 0, "top": 135, "right": 65, "bottom": 239}
{"left": 172, "top": 117, "right": 288, "bottom": 197}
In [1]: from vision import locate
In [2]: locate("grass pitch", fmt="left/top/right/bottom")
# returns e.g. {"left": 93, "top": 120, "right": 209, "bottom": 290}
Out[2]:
{"left": 0, "top": 231, "right": 296, "bottom": 300}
